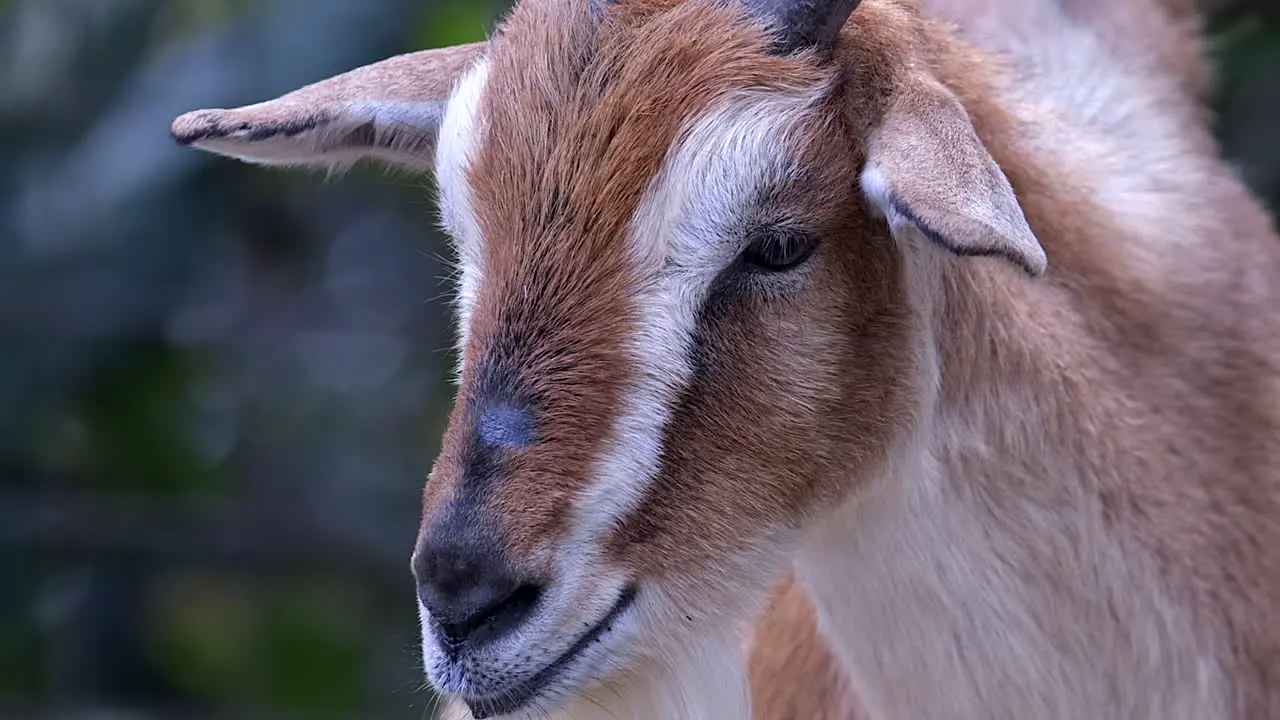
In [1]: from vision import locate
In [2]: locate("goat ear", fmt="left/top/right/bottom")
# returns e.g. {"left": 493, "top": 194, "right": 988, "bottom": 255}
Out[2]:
{"left": 171, "top": 41, "right": 487, "bottom": 173}
{"left": 860, "top": 75, "right": 1047, "bottom": 277}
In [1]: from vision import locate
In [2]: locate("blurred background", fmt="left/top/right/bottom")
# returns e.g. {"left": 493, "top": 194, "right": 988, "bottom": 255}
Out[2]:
{"left": 0, "top": 1, "right": 1276, "bottom": 719}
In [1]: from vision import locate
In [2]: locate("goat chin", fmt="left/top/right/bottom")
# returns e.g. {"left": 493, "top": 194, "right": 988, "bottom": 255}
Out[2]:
{"left": 173, "top": 0, "right": 1280, "bottom": 715}
{"left": 437, "top": 625, "right": 752, "bottom": 720}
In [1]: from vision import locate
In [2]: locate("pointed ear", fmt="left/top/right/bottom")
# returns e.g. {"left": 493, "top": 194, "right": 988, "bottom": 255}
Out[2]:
{"left": 171, "top": 41, "right": 487, "bottom": 173}
{"left": 860, "top": 74, "right": 1047, "bottom": 277}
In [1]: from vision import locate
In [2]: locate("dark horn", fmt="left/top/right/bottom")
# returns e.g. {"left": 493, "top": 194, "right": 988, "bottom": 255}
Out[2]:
{"left": 744, "top": 0, "right": 862, "bottom": 54}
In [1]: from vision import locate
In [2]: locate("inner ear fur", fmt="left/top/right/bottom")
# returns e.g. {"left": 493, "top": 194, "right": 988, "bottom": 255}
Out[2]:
{"left": 171, "top": 41, "right": 487, "bottom": 173}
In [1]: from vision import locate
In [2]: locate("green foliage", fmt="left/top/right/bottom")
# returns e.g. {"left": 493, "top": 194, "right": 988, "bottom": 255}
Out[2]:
{"left": 1, "top": 1, "right": 1276, "bottom": 719}
{"left": 148, "top": 574, "right": 368, "bottom": 717}
{"left": 1209, "top": 13, "right": 1280, "bottom": 90}
{"left": 411, "top": 2, "right": 495, "bottom": 50}
{"left": 0, "top": 556, "right": 42, "bottom": 700}
{"left": 148, "top": 575, "right": 257, "bottom": 704}
{"left": 258, "top": 585, "right": 364, "bottom": 717}
{"left": 80, "top": 342, "right": 220, "bottom": 498}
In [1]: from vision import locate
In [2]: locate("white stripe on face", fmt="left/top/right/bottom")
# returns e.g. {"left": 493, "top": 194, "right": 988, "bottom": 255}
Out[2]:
{"left": 435, "top": 57, "right": 491, "bottom": 366}
{"left": 422, "top": 59, "right": 829, "bottom": 699}
{"left": 567, "top": 85, "right": 829, "bottom": 547}
{"left": 433, "top": 53, "right": 825, "bottom": 556}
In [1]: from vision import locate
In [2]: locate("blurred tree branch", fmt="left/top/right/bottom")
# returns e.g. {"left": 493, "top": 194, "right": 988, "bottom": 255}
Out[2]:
{"left": 0, "top": 487, "right": 409, "bottom": 583}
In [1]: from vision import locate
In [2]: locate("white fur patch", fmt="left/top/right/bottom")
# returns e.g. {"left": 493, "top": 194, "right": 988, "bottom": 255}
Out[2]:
{"left": 430, "top": 601, "right": 755, "bottom": 720}
{"left": 860, "top": 164, "right": 910, "bottom": 233}
{"left": 930, "top": 0, "right": 1214, "bottom": 268}
{"left": 435, "top": 57, "right": 491, "bottom": 363}
{"left": 790, "top": 233, "right": 1229, "bottom": 720}
{"left": 566, "top": 85, "right": 828, "bottom": 545}
{"left": 451, "top": 82, "right": 827, "bottom": 713}
{"left": 419, "top": 82, "right": 826, "bottom": 720}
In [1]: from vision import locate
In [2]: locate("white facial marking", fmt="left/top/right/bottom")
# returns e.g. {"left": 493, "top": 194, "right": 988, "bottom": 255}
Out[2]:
{"left": 860, "top": 164, "right": 907, "bottom": 232}
{"left": 567, "top": 84, "right": 829, "bottom": 545}
{"left": 424, "top": 65, "right": 831, "bottom": 717}
{"left": 418, "top": 57, "right": 493, "bottom": 689}
{"left": 435, "top": 57, "right": 491, "bottom": 365}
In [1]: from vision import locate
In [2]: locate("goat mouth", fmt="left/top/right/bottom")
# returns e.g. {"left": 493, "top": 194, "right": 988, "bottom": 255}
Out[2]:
{"left": 464, "top": 585, "right": 638, "bottom": 719}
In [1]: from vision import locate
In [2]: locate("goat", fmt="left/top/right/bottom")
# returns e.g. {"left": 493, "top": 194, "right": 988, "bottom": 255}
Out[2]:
{"left": 173, "top": 0, "right": 1280, "bottom": 717}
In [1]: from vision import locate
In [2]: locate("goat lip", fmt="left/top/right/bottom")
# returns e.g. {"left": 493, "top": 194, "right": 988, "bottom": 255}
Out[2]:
{"left": 463, "top": 586, "right": 638, "bottom": 719}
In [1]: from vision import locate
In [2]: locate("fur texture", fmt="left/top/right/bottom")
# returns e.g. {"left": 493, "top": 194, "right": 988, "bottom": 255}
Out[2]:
{"left": 172, "top": 0, "right": 1280, "bottom": 717}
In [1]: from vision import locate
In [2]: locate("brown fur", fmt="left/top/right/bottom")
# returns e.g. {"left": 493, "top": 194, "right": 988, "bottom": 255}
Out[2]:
{"left": 171, "top": 43, "right": 486, "bottom": 170}
{"left": 172, "top": 0, "right": 1280, "bottom": 716}
{"left": 944, "top": 49, "right": 1280, "bottom": 720}
{"left": 750, "top": 574, "right": 868, "bottom": 720}
{"left": 816, "top": 1, "right": 1280, "bottom": 714}
{"left": 435, "top": 0, "right": 829, "bottom": 561}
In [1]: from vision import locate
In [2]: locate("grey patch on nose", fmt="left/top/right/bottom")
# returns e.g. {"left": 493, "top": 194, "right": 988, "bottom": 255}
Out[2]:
{"left": 477, "top": 403, "right": 535, "bottom": 449}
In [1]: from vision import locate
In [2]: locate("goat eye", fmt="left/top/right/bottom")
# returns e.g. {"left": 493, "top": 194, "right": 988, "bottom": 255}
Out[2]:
{"left": 741, "top": 230, "right": 815, "bottom": 273}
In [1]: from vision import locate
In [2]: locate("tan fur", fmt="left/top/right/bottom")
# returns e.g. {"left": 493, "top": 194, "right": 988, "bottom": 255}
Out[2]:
{"left": 172, "top": 0, "right": 1280, "bottom": 717}
{"left": 171, "top": 42, "right": 486, "bottom": 171}
{"left": 750, "top": 573, "right": 868, "bottom": 720}
{"left": 434, "top": 0, "right": 830, "bottom": 561}
{"left": 791, "top": 2, "right": 1280, "bottom": 716}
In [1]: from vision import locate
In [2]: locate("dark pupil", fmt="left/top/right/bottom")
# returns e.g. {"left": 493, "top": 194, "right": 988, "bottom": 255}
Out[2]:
{"left": 743, "top": 231, "right": 812, "bottom": 272}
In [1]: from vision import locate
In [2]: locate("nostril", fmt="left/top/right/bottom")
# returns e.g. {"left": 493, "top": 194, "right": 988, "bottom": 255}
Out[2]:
{"left": 433, "top": 582, "right": 543, "bottom": 649}
{"left": 412, "top": 533, "right": 543, "bottom": 649}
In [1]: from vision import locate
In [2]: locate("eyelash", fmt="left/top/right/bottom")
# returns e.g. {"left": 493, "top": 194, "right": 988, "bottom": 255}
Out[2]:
{"left": 740, "top": 229, "right": 816, "bottom": 273}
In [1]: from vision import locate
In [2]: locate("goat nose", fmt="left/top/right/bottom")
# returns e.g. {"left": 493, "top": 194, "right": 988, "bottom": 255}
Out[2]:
{"left": 413, "top": 541, "right": 542, "bottom": 650}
